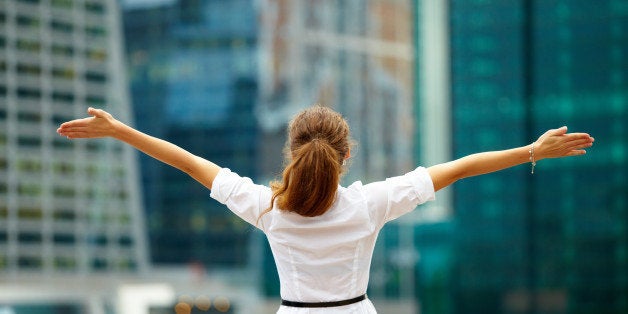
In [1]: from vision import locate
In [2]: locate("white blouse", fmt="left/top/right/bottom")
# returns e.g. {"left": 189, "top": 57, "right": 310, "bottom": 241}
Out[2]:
{"left": 210, "top": 167, "right": 436, "bottom": 313}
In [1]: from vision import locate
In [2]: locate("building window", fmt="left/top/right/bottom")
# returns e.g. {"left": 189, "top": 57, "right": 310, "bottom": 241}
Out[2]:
{"left": 117, "top": 258, "right": 137, "bottom": 271}
{"left": 17, "top": 158, "right": 42, "bottom": 172}
{"left": 85, "top": 1, "right": 106, "bottom": 14}
{"left": 54, "top": 256, "right": 77, "bottom": 270}
{"left": 52, "top": 138, "right": 74, "bottom": 149}
{"left": 118, "top": 235, "right": 134, "bottom": 247}
{"left": 18, "top": 256, "right": 42, "bottom": 269}
{"left": 85, "top": 48, "right": 107, "bottom": 62}
{"left": 18, "top": 207, "right": 43, "bottom": 219}
{"left": 53, "top": 162, "right": 75, "bottom": 175}
{"left": 53, "top": 233, "right": 76, "bottom": 245}
{"left": 52, "top": 66, "right": 76, "bottom": 80}
{"left": 51, "top": 44, "right": 74, "bottom": 57}
{"left": 52, "top": 91, "right": 75, "bottom": 104}
{"left": 51, "top": 0, "right": 73, "bottom": 9}
{"left": 18, "top": 181, "right": 42, "bottom": 196}
{"left": 53, "top": 209, "right": 76, "bottom": 222}
{"left": 17, "top": 111, "right": 42, "bottom": 123}
{"left": 17, "top": 87, "right": 41, "bottom": 100}
{"left": 16, "top": 15, "right": 40, "bottom": 28}
{"left": 18, "top": 232, "right": 42, "bottom": 244}
{"left": 16, "top": 39, "right": 42, "bottom": 53}
{"left": 53, "top": 186, "right": 75, "bottom": 198}
{"left": 17, "top": 0, "right": 41, "bottom": 4}
{"left": 85, "top": 25, "right": 107, "bottom": 37}
{"left": 85, "top": 70, "right": 107, "bottom": 83}
{"left": 86, "top": 95, "right": 106, "bottom": 106}
{"left": 17, "top": 136, "right": 42, "bottom": 147}
{"left": 51, "top": 19, "right": 74, "bottom": 34}
{"left": 17, "top": 63, "right": 41, "bottom": 76}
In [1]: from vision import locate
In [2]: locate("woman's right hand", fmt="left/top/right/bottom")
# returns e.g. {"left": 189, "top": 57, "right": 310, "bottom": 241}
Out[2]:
{"left": 57, "top": 107, "right": 119, "bottom": 139}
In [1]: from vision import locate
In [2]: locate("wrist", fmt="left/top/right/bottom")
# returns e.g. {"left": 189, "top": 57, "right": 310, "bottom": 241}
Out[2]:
{"left": 529, "top": 142, "right": 538, "bottom": 174}
{"left": 110, "top": 119, "right": 126, "bottom": 139}
{"left": 527, "top": 141, "right": 546, "bottom": 174}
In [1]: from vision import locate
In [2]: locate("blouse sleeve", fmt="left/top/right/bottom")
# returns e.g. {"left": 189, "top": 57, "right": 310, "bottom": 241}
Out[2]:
{"left": 362, "top": 166, "right": 436, "bottom": 227}
{"left": 209, "top": 168, "right": 272, "bottom": 229}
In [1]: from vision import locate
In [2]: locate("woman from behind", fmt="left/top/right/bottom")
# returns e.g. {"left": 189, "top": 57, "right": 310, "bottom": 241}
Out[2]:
{"left": 57, "top": 105, "right": 594, "bottom": 313}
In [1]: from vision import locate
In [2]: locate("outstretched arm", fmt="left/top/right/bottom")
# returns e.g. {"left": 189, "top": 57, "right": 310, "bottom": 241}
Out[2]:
{"left": 427, "top": 127, "right": 594, "bottom": 192}
{"left": 57, "top": 107, "right": 221, "bottom": 190}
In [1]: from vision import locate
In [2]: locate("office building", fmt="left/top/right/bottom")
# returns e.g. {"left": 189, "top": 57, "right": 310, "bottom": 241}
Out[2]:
{"left": 123, "top": 0, "right": 259, "bottom": 268}
{"left": 449, "top": 1, "right": 627, "bottom": 313}
{"left": 0, "top": 0, "right": 148, "bottom": 311}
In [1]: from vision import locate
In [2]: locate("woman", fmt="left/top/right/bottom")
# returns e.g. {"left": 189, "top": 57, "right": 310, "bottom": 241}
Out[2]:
{"left": 57, "top": 105, "right": 594, "bottom": 313}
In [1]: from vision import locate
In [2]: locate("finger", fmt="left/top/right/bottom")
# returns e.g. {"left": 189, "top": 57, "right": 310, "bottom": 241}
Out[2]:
{"left": 562, "top": 133, "right": 592, "bottom": 141}
{"left": 59, "top": 117, "right": 92, "bottom": 129}
{"left": 570, "top": 142, "right": 593, "bottom": 150}
{"left": 552, "top": 126, "right": 568, "bottom": 136}
{"left": 88, "top": 107, "right": 110, "bottom": 119}
{"left": 57, "top": 127, "right": 93, "bottom": 136}
{"left": 56, "top": 129, "right": 72, "bottom": 136}
{"left": 58, "top": 125, "right": 91, "bottom": 131}
{"left": 564, "top": 138, "right": 594, "bottom": 147}
{"left": 63, "top": 131, "right": 101, "bottom": 139}
{"left": 558, "top": 136, "right": 593, "bottom": 149}
{"left": 87, "top": 107, "right": 99, "bottom": 117}
{"left": 59, "top": 132, "right": 98, "bottom": 140}
{"left": 565, "top": 149, "right": 586, "bottom": 156}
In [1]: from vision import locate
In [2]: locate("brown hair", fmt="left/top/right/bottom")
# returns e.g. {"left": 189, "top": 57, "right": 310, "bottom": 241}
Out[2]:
{"left": 261, "top": 105, "right": 352, "bottom": 221}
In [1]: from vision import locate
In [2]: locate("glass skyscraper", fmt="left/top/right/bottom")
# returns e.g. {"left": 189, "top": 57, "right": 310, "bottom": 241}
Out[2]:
{"left": 123, "top": 0, "right": 259, "bottom": 268}
{"left": 447, "top": 1, "right": 627, "bottom": 313}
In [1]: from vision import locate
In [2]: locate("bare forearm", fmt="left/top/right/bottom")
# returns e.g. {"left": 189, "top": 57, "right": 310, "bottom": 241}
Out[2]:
{"left": 112, "top": 121, "right": 199, "bottom": 173}
{"left": 428, "top": 146, "right": 530, "bottom": 191}
{"left": 457, "top": 146, "right": 530, "bottom": 179}
{"left": 112, "top": 121, "right": 221, "bottom": 189}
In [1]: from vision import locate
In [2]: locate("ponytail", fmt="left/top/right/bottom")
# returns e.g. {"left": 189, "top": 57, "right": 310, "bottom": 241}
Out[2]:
{"left": 257, "top": 105, "right": 351, "bottom": 225}
{"left": 270, "top": 138, "right": 341, "bottom": 217}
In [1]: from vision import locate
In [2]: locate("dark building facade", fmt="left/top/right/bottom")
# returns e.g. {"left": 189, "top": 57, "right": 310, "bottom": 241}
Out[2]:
{"left": 446, "top": 0, "right": 627, "bottom": 313}
{"left": 122, "top": 0, "right": 258, "bottom": 267}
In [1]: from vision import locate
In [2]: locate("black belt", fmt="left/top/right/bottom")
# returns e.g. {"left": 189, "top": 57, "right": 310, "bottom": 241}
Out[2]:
{"left": 281, "top": 294, "right": 366, "bottom": 308}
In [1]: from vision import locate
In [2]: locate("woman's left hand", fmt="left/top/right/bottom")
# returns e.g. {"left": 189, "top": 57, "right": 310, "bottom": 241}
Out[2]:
{"left": 534, "top": 126, "right": 594, "bottom": 160}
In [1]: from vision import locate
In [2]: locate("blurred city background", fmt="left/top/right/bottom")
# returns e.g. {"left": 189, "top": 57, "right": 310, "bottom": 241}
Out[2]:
{"left": 0, "top": 0, "right": 626, "bottom": 313}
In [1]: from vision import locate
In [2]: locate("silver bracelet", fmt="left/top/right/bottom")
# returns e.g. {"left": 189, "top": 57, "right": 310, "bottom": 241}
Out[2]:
{"left": 529, "top": 143, "right": 536, "bottom": 174}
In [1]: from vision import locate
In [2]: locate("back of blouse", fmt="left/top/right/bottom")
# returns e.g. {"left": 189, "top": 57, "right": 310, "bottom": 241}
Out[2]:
{"left": 209, "top": 166, "right": 435, "bottom": 307}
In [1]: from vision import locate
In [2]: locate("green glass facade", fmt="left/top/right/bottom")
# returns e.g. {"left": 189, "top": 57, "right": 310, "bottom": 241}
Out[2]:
{"left": 446, "top": 0, "right": 627, "bottom": 313}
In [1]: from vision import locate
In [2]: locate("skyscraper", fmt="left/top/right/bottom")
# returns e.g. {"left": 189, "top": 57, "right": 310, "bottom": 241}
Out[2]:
{"left": 123, "top": 0, "right": 259, "bottom": 268}
{"left": 0, "top": 0, "right": 148, "bottom": 310}
{"left": 449, "top": 1, "right": 627, "bottom": 313}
